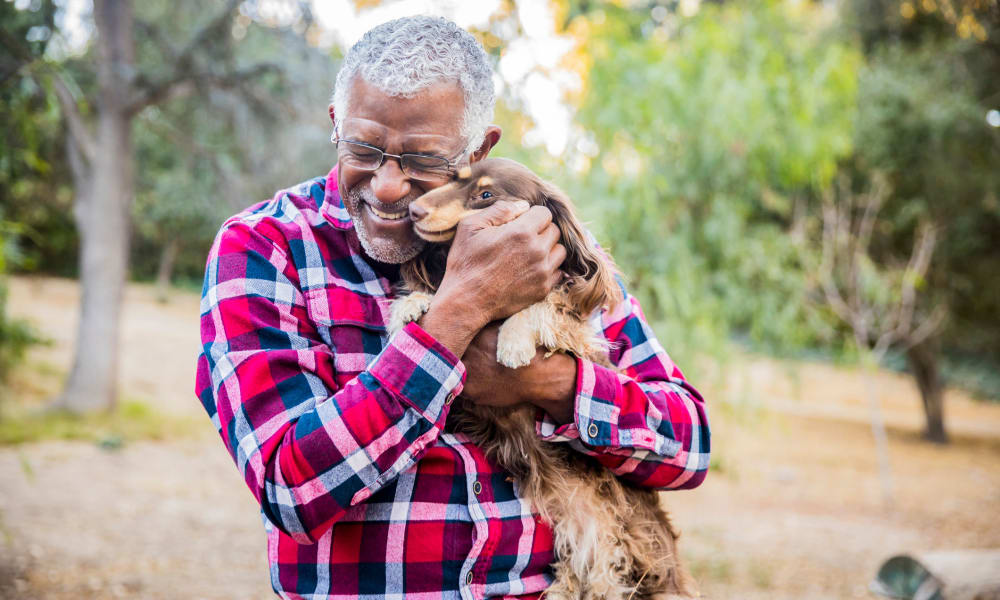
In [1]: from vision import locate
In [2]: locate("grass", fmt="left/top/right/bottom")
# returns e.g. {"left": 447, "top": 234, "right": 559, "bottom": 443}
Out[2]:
{"left": 689, "top": 555, "right": 734, "bottom": 584}
{"left": 0, "top": 398, "right": 203, "bottom": 446}
{"left": 0, "top": 358, "right": 204, "bottom": 446}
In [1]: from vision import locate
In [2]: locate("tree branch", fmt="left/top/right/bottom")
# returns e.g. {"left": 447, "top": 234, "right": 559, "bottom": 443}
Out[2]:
{"left": 46, "top": 68, "right": 97, "bottom": 163}
{"left": 126, "top": 0, "right": 248, "bottom": 113}
{"left": 904, "top": 304, "right": 945, "bottom": 350}
{"left": 126, "top": 62, "right": 281, "bottom": 114}
{"left": 134, "top": 18, "right": 179, "bottom": 62}
{"left": 819, "top": 196, "right": 853, "bottom": 324}
{"left": 176, "top": 0, "right": 243, "bottom": 66}
{"left": 816, "top": 172, "right": 942, "bottom": 361}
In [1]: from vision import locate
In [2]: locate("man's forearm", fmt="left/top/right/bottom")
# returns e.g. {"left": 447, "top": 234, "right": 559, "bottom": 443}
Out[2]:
{"left": 524, "top": 352, "right": 577, "bottom": 424}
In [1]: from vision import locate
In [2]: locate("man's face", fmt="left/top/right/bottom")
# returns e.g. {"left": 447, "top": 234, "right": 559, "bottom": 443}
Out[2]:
{"left": 334, "top": 77, "right": 469, "bottom": 264}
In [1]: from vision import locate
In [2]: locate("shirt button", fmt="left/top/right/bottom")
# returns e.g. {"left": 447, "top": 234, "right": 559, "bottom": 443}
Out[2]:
{"left": 473, "top": 480, "right": 482, "bottom": 495}
{"left": 445, "top": 392, "right": 455, "bottom": 405}
{"left": 587, "top": 422, "right": 599, "bottom": 438}
{"left": 466, "top": 571, "right": 474, "bottom": 585}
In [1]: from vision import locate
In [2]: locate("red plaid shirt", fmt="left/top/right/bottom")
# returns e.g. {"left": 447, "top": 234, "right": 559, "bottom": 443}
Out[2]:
{"left": 195, "top": 166, "right": 710, "bottom": 599}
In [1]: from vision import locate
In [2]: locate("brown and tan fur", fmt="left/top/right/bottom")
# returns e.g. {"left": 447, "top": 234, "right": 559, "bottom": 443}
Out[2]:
{"left": 388, "top": 158, "right": 698, "bottom": 600}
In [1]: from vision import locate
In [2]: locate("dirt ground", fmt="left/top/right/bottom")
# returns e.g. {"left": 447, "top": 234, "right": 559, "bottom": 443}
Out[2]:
{"left": 2, "top": 276, "right": 999, "bottom": 599}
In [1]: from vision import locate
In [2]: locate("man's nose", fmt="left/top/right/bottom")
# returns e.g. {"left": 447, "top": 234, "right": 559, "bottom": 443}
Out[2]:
{"left": 370, "top": 157, "right": 411, "bottom": 205}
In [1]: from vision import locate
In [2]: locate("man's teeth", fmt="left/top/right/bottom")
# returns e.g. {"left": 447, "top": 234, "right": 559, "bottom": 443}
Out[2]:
{"left": 369, "top": 204, "right": 408, "bottom": 220}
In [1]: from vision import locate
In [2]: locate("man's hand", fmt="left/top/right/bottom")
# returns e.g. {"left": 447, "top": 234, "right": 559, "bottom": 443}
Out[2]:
{"left": 418, "top": 201, "right": 566, "bottom": 358}
{"left": 442, "top": 200, "right": 566, "bottom": 323}
{"left": 460, "top": 323, "right": 577, "bottom": 424}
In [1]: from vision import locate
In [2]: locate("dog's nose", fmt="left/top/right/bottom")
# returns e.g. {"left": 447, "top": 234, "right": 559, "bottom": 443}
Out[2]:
{"left": 409, "top": 202, "right": 428, "bottom": 222}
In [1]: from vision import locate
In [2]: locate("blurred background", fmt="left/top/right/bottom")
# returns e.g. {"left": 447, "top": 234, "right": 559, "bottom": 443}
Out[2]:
{"left": 1, "top": 0, "right": 998, "bottom": 598}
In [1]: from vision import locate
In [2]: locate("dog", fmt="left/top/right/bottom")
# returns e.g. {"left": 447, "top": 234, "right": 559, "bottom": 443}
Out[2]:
{"left": 388, "top": 157, "right": 698, "bottom": 600}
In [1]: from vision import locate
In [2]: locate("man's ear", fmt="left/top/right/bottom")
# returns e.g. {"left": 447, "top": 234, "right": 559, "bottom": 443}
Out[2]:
{"left": 470, "top": 125, "right": 502, "bottom": 163}
{"left": 327, "top": 103, "right": 337, "bottom": 129}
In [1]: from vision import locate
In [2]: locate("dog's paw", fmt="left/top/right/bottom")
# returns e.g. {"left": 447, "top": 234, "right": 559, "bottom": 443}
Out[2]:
{"left": 539, "top": 578, "right": 575, "bottom": 600}
{"left": 388, "top": 292, "right": 433, "bottom": 336}
{"left": 496, "top": 317, "right": 538, "bottom": 369}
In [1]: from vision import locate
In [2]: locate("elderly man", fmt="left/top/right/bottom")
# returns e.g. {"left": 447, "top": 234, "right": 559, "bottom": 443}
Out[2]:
{"left": 196, "top": 15, "right": 709, "bottom": 599}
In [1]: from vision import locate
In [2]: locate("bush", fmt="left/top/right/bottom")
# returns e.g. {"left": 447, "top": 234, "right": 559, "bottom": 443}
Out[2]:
{"left": 0, "top": 219, "right": 41, "bottom": 382}
{"left": 563, "top": 0, "right": 860, "bottom": 362}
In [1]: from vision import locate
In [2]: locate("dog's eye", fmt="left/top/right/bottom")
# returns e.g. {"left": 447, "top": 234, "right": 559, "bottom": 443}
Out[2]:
{"left": 480, "top": 191, "right": 493, "bottom": 200}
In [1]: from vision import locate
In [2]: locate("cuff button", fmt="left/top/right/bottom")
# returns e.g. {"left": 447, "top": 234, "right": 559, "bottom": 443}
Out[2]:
{"left": 445, "top": 392, "right": 455, "bottom": 405}
{"left": 587, "top": 422, "right": 599, "bottom": 438}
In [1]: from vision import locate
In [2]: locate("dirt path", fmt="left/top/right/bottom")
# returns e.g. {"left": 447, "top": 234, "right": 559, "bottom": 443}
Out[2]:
{"left": 3, "top": 276, "right": 999, "bottom": 599}
{"left": 0, "top": 438, "right": 272, "bottom": 599}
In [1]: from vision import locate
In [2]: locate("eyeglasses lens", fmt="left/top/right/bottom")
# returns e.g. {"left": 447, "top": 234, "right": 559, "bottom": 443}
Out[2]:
{"left": 401, "top": 156, "right": 451, "bottom": 182}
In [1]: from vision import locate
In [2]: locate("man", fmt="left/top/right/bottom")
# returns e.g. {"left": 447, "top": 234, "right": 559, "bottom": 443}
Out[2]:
{"left": 196, "top": 15, "right": 709, "bottom": 599}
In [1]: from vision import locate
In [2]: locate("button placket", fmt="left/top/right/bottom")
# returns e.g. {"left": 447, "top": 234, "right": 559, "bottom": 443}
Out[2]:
{"left": 442, "top": 434, "right": 488, "bottom": 600}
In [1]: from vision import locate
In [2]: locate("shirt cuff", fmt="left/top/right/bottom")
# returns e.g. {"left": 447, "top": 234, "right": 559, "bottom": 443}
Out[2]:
{"left": 536, "top": 357, "right": 663, "bottom": 453}
{"left": 367, "top": 321, "right": 466, "bottom": 426}
{"left": 535, "top": 355, "right": 589, "bottom": 444}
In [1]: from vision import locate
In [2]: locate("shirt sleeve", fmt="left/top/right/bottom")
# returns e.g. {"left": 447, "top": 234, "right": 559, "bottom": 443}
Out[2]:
{"left": 535, "top": 279, "right": 710, "bottom": 490}
{"left": 195, "top": 221, "right": 464, "bottom": 544}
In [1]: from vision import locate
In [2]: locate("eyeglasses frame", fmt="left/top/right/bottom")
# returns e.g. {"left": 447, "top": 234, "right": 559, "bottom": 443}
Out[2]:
{"left": 331, "top": 136, "right": 467, "bottom": 182}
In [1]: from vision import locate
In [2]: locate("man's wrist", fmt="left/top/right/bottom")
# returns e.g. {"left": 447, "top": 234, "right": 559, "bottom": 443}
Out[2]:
{"left": 417, "top": 288, "right": 490, "bottom": 359}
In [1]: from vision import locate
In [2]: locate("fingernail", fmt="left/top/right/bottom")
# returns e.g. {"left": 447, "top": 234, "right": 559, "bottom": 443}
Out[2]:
{"left": 514, "top": 200, "right": 530, "bottom": 211}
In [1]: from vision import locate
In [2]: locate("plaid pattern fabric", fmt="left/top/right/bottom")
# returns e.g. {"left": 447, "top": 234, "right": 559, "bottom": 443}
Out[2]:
{"left": 195, "top": 166, "right": 710, "bottom": 599}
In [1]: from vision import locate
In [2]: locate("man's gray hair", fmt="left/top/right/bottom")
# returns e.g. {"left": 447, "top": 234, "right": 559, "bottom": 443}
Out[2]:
{"left": 332, "top": 16, "right": 496, "bottom": 157}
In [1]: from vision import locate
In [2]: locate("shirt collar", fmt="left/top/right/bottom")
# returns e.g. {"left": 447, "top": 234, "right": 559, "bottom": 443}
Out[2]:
{"left": 321, "top": 164, "right": 354, "bottom": 231}
{"left": 318, "top": 165, "right": 401, "bottom": 289}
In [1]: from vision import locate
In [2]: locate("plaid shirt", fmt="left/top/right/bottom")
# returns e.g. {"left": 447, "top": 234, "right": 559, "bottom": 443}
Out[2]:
{"left": 195, "top": 166, "right": 710, "bottom": 599}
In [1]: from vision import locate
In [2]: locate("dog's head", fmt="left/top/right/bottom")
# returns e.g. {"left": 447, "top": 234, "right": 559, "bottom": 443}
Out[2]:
{"left": 406, "top": 157, "right": 622, "bottom": 315}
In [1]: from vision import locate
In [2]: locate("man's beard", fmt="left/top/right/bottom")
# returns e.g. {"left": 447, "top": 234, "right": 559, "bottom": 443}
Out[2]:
{"left": 345, "top": 185, "right": 426, "bottom": 264}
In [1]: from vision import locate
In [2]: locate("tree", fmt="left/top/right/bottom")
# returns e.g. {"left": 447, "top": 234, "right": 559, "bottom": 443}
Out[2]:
{"left": 805, "top": 174, "right": 941, "bottom": 498}
{"left": 3, "top": 0, "right": 282, "bottom": 412}
{"left": 845, "top": 0, "right": 1000, "bottom": 440}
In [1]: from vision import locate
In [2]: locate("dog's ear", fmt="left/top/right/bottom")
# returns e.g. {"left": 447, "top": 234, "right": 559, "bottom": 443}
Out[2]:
{"left": 537, "top": 181, "right": 623, "bottom": 316}
{"left": 400, "top": 244, "right": 449, "bottom": 293}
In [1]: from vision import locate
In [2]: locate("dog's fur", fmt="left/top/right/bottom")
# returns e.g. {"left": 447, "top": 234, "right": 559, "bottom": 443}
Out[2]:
{"left": 387, "top": 158, "right": 698, "bottom": 600}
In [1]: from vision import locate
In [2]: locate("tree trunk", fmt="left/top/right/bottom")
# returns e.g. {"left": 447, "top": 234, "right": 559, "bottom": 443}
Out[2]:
{"left": 59, "top": 0, "right": 134, "bottom": 413}
{"left": 906, "top": 338, "right": 948, "bottom": 444}
{"left": 862, "top": 353, "right": 895, "bottom": 508}
{"left": 154, "top": 238, "right": 180, "bottom": 301}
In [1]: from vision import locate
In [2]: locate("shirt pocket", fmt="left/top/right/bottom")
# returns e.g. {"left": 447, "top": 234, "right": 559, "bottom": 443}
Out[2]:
{"left": 303, "top": 286, "right": 390, "bottom": 387}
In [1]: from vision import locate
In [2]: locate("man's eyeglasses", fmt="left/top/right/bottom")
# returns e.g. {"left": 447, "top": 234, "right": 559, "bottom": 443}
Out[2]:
{"left": 333, "top": 138, "right": 463, "bottom": 182}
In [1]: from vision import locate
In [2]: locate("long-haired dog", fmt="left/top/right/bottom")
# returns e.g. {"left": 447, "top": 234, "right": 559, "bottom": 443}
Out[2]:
{"left": 387, "top": 157, "right": 698, "bottom": 600}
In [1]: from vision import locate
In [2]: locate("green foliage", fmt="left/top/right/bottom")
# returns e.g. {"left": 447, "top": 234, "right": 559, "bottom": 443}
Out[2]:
{"left": 0, "top": 1, "right": 79, "bottom": 276}
{"left": 853, "top": 37, "right": 1000, "bottom": 359}
{"left": 566, "top": 1, "right": 860, "bottom": 361}
{"left": 127, "top": 1, "right": 339, "bottom": 285}
{"left": 3, "top": 0, "right": 338, "bottom": 286}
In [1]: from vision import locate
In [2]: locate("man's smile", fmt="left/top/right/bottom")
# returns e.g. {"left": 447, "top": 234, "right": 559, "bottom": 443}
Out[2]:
{"left": 366, "top": 203, "right": 409, "bottom": 221}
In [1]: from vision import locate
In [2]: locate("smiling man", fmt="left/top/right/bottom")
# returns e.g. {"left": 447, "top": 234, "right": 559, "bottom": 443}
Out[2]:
{"left": 196, "top": 16, "right": 709, "bottom": 599}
